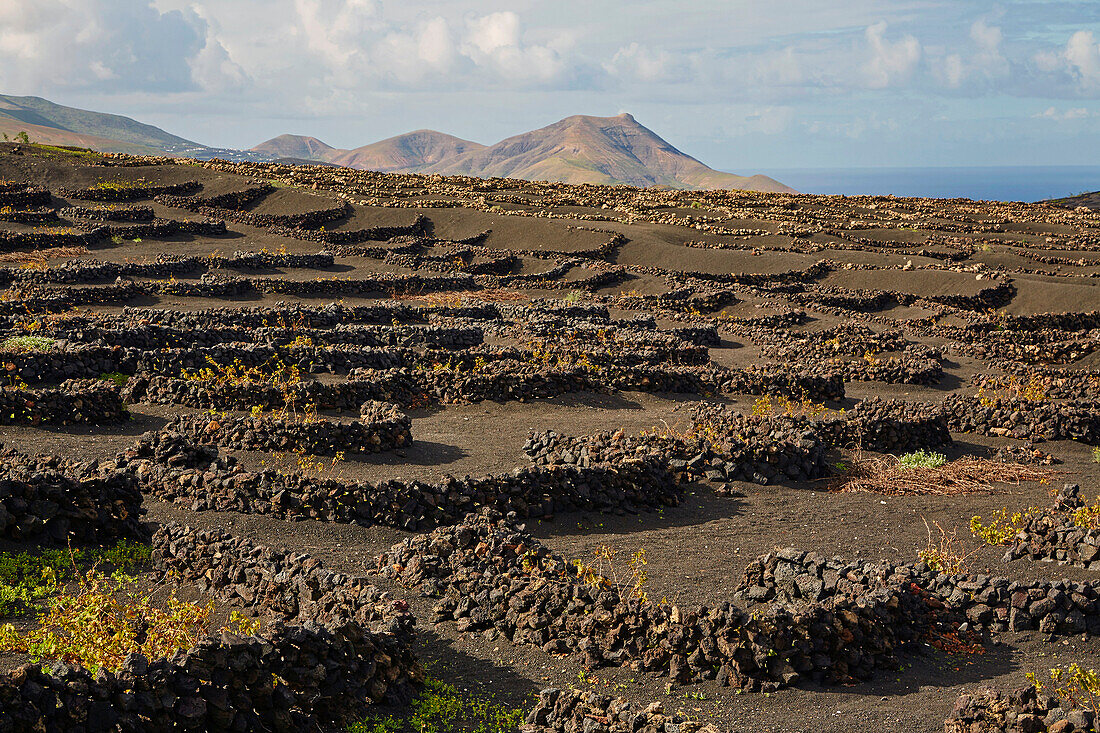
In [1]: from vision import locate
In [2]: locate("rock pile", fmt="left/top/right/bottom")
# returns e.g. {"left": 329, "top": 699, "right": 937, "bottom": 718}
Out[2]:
{"left": 522, "top": 689, "right": 721, "bottom": 733}
{"left": 945, "top": 685, "right": 1095, "bottom": 733}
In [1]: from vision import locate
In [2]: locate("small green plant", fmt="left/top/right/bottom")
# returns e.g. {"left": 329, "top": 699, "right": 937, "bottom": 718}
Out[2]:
{"left": 15, "top": 131, "right": 30, "bottom": 144}
{"left": 1093, "top": 446, "right": 1100, "bottom": 464}
{"left": 347, "top": 676, "right": 524, "bottom": 733}
{"left": 99, "top": 372, "right": 130, "bottom": 387}
{"left": 563, "top": 289, "right": 584, "bottom": 303}
{"left": 898, "top": 450, "right": 947, "bottom": 469}
{"left": 0, "top": 335, "right": 56, "bottom": 353}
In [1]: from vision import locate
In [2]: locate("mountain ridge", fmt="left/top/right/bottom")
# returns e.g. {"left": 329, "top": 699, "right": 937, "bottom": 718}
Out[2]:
{"left": 252, "top": 113, "right": 794, "bottom": 193}
{"left": 0, "top": 93, "right": 792, "bottom": 192}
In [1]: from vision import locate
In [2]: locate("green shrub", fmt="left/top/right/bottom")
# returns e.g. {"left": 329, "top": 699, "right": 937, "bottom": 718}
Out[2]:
{"left": 0, "top": 541, "right": 150, "bottom": 617}
{"left": 1092, "top": 446, "right": 1100, "bottom": 464}
{"left": 348, "top": 676, "right": 524, "bottom": 733}
{"left": 898, "top": 450, "right": 947, "bottom": 469}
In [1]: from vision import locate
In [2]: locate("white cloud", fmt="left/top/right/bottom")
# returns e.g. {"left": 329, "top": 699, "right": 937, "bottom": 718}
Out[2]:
{"left": 0, "top": 0, "right": 211, "bottom": 92}
{"left": 935, "top": 21, "right": 1008, "bottom": 89}
{"left": 1034, "top": 106, "right": 1092, "bottom": 120}
{"left": 459, "top": 12, "right": 568, "bottom": 84}
{"left": 1065, "top": 30, "right": 1100, "bottom": 89}
{"left": 864, "top": 22, "right": 922, "bottom": 88}
{"left": 604, "top": 43, "right": 680, "bottom": 83}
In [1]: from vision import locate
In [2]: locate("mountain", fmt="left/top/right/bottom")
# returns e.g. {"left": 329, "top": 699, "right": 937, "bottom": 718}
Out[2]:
{"left": 331, "top": 130, "right": 486, "bottom": 172}
{"left": 0, "top": 93, "right": 267, "bottom": 161}
{"left": 253, "top": 114, "right": 793, "bottom": 192}
{"left": 429, "top": 113, "right": 791, "bottom": 192}
{"left": 252, "top": 130, "right": 485, "bottom": 173}
{"left": 0, "top": 94, "right": 789, "bottom": 191}
{"left": 0, "top": 94, "right": 193, "bottom": 153}
{"left": 250, "top": 134, "right": 337, "bottom": 162}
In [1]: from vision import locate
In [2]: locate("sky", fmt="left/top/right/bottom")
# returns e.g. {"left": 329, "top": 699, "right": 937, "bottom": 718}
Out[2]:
{"left": 1, "top": 1, "right": 1100, "bottom": 172}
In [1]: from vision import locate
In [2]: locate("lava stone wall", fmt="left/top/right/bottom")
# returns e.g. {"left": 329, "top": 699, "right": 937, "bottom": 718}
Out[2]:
{"left": 0, "top": 379, "right": 127, "bottom": 425}
{"left": 0, "top": 447, "right": 144, "bottom": 544}
{"left": 1005, "top": 484, "right": 1100, "bottom": 571}
{"left": 736, "top": 547, "right": 1100, "bottom": 637}
{"left": 944, "top": 685, "right": 1095, "bottom": 733}
{"left": 158, "top": 402, "right": 411, "bottom": 455}
{"left": 123, "top": 431, "right": 681, "bottom": 530}
{"left": 0, "top": 621, "right": 415, "bottom": 733}
{"left": 0, "top": 519, "right": 422, "bottom": 733}
{"left": 379, "top": 511, "right": 959, "bottom": 691}
{"left": 61, "top": 180, "right": 202, "bottom": 201}
{"left": 941, "top": 395, "right": 1100, "bottom": 444}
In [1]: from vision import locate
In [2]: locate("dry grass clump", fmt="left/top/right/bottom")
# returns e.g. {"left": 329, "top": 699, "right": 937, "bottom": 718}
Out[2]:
{"left": 0, "top": 247, "right": 89, "bottom": 264}
{"left": 405, "top": 288, "right": 528, "bottom": 304}
{"left": 833, "top": 454, "right": 1055, "bottom": 495}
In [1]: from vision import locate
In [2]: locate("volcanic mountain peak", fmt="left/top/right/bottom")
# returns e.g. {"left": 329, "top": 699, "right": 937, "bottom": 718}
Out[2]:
{"left": 332, "top": 130, "right": 486, "bottom": 172}
{"left": 250, "top": 134, "right": 337, "bottom": 161}
{"left": 422, "top": 112, "right": 794, "bottom": 192}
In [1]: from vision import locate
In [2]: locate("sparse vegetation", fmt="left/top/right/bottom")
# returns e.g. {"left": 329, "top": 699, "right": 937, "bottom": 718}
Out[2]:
{"left": 99, "top": 371, "right": 130, "bottom": 387}
{"left": 0, "top": 335, "right": 56, "bottom": 353}
{"left": 834, "top": 455, "right": 1053, "bottom": 495}
{"left": 1029, "top": 665, "right": 1100, "bottom": 723}
{"left": 0, "top": 542, "right": 150, "bottom": 617}
{"left": 88, "top": 177, "right": 147, "bottom": 192}
{"left": 918, "top": 518, "right": 978, "bottom": 574}
{"left": 0, "top": 569, "right": 259, "bottom": 672}
{"left": 970, "top": 507, "right": 1043, "bottom": 545}
{"left": 347, "top": 676, "right": 524, "bottom": 733}
{"left": 898, "top": 450, "right": 947, "bottom": 469}
{"left": 570, "top": 546, "right": 650, "bottom": 607}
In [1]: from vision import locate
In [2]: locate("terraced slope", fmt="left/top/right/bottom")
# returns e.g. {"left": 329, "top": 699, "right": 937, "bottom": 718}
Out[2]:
{"left": 0, "top": 143, "right": 1096, "bottom": 733}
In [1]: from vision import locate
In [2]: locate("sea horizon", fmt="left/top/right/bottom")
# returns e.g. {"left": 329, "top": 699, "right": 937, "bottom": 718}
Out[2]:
{"left": 757, "top": 164, "right": 1100, "bottom": 203}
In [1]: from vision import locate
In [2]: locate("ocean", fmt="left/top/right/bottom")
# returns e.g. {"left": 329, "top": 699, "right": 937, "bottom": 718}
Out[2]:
{"left": 760, "top": 166, "right": 1100, "bottom": 203}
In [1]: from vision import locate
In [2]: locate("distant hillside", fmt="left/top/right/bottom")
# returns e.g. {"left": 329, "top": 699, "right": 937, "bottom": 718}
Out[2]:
{"left": 253, "top": 113, "right": 794, "bottom": 193}
{"left": 0, "top": 93, "right": 268, "bottom": 161}
{"left": 0, "top": 94, "right": 194, "bottom": 151}
{"left": 253, "top": 130, "right": 485, "bottom": 173}
{"left": 331, "top": 130, "right": 486, "bottom": 172}
{"left": 252, "top": 135, "right": 337, "bottom": 161}
{"left": 0, "top": 117, "right": 161, "bottom": 155}
{"left": 1049, "top": 190, "right": 1100, "bottom": 211}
